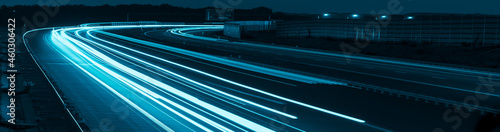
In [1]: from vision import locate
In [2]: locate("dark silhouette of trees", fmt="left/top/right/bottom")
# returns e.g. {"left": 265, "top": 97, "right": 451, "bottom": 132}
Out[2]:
{"left": 0, "top": 4, "right": 315, "bottom": 28}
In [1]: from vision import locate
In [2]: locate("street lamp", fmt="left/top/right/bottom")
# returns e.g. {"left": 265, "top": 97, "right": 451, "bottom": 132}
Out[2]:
{"left": 348, "top": 14, "right": 358, "bottom": 19}
{"left": 403, "top": 16, "right": 414, "bottom": 41}
{"left": 323, "top": 13, "right": 330, "bottom": 17}
{"left": 376, "top": 15, "right": 387, "bottom": 20}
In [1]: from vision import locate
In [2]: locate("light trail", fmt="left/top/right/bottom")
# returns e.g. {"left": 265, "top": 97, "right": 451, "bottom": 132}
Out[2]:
{"left": 92, "top": 29, "right": 366, "bottom": 123}
{"left": 168, "top": 26, "right": 500, "bottom": 101}
{"left": 83, "top": 30, "right": 298, "bottom": 120}
{"left": 75, "top": 29, "right": 275, "bottom": 131}
{"left": 80, "top": 30, "right": 306, "bottom": 131}
{"left": 170, "top": 26, "right": 500, "bottom": 79}
{"left": 55, "top": 28, "right": 273, "bottom": 132}
{"left": 30, "top": 23, "right": 371, "bottom": 131}
{"left": 97, "top": 28, "right": 345, "bottom": 85}
{"left": 24, "top": 21, "right": 500, "bottom": 132}
{"left": 49, "top": 29, "right": 176, "bottom": 132}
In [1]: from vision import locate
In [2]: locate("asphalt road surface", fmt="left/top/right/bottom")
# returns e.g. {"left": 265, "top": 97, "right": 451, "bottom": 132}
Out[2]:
{"left": 22, "top": 24, "right": 500, "bottom": 132}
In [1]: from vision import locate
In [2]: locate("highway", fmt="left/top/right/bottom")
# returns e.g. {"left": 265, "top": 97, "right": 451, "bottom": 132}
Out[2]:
{"left": 147, "top": 27, "right": 500, "bottom": 112}
{"left": 22, "top": 24, "right": 499, "bottom": 132}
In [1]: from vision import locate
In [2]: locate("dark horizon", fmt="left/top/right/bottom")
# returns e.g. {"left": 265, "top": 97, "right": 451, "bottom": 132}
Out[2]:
{"left": 2, "top": 0, "right": 500, "bottom": 15}
{"left": 2, "top": 3, "right": 500, "bottom": 16}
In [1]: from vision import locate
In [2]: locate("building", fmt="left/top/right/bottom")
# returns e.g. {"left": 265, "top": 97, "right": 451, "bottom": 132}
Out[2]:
{"left": 206, "top": 8, "right": 235, "bottom": 21}
{"left": 277, "top": 13, "right": 500, "bottom": 46}
{"left": 224, "top": 21, "right": 276, "bottom": 38}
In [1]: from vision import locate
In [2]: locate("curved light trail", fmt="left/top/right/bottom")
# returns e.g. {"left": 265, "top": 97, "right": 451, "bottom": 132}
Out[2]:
{"left": 33, "top": 24, "right": 368, "bottom": 131}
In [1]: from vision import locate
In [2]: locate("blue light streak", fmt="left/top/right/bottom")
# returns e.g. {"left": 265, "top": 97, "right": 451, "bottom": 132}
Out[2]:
{"left": 41, "top": 23, "right": 376, "bottom": 131}
{"left": 55, "top": 28, "right": 274, "bottom": 132}
{"left": 93, "top": 28, "right": 365, "bottom": 123}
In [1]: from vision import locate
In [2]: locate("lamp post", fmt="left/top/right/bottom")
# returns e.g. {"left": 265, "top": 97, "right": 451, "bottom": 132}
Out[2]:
{"left": 403, "top": 16, "right": 413, "bottom": 42}
{"left": 350, "top": 14, "right": 359, "bottom": 39}
{"left": 376, "top": 15, "right": 387, "bottom": 20}
{"left": 376, "top": 15, "right": 387, "bottom": 41}
{"left": 348, "top": 14, "right": 358, "bottom": 19}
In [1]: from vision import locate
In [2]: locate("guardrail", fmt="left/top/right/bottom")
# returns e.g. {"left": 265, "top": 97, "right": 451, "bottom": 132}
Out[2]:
{"left": 22, "top": 27, "right": 85, "bottom": 132}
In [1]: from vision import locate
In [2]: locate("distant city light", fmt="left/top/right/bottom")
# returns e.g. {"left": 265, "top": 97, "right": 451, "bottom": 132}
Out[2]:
{"left": 407, "top": 16, "right": 413, "bottom": 19}
{"left": 352, "top": 14, "right": 358, "bottom": 18}
{"left": 381, "top": 15, "right": 387, "bottom": 18}
{"left": 323, "top": 13, "right": 330, "bottom": 17}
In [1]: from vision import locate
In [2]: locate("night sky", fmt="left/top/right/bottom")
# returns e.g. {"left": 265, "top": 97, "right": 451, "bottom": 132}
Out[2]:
{"left": 3, "top": 0, "right": 499, "bottom": 14}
